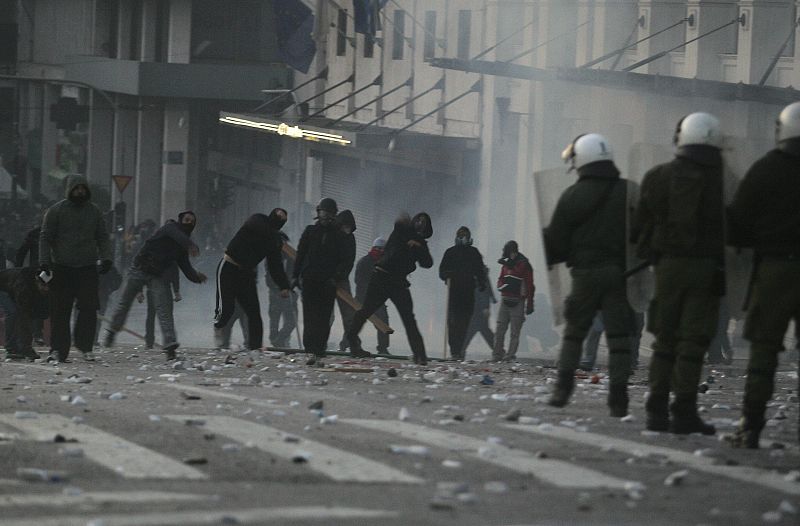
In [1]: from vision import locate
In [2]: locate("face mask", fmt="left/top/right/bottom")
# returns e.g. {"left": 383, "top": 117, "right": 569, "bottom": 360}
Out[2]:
{"left": 269, "top": 209, "right": 287, "bottom": 230}
{"left": 317, "top": 210, "right": 334, "bottom": 225}
{"left": 69, "top": 192, "right": 89, "bottom": 204}
{"left": 455, "top": 235, "right": 471, "bottom": 246}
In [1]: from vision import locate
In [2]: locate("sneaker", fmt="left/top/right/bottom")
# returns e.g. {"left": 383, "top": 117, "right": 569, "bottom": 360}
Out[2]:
{"left": 101, "top": 330, "right": 115, "bottom": 349}
{"left": 350, "top": 348, "right": 372, "bottom": 359}
{"left": 82, "top": 352, "right": 97, "bottom": 362}
{"left": 213, "top": 327, "right": 225, "bottom": 348}
{"left": 163, "top": 343, "right": 179, "bottom": 361}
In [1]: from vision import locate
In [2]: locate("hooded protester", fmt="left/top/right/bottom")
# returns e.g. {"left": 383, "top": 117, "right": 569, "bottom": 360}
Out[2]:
{"left": 493, "top": 240, "right": 534, "bottom": 363}
{"left": 439, "top": 226, "right": 488, "bottom": 361}
{"left": 15, "top": 222, "right": 47, "bottom": 344}
{"left": 332, "top": 210, "right": 358, "bottom": 354}
{"left": 354, "top": 237, "right": 390, "bottom": 354}
{"left": 0, "top": 267, "right": 46, "bottom": 361}
{"left": 292, "top": 198, "right": 351, "bottom": 365}
{"left": 103, "top": 211, "right": 206, "bottom": 360}
{"left": 633, "top": 114, "right": 725, "bottom": 434}
{"left": 266, "top": 231, "right": 296, "bottom": 348}
{"left": 214, "top": 208, "right": 291, "bottom": 352}
{"left": 39, "top": 175, "right": 112, "bottom": 362}
{"left": 346, "top": 212, "right": 433, "bottom": 365}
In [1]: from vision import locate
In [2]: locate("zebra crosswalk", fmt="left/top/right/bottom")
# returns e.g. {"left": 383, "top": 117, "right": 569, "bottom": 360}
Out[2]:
{"left": 0, "top": 411, "right": 797, "bottom": 497}
{"left": 0, "top": 413, "right": 207, "bottom": 480}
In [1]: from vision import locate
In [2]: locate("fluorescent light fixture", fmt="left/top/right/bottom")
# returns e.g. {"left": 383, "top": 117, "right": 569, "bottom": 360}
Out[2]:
{"left": 218, "top": 112, "right": 353, "bottom": 146}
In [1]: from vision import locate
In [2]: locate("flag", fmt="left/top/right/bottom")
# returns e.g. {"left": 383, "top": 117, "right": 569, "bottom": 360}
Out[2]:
{"left": 353, "top": 0, "right": 389, "bottom": 36}
{"left": 273, "top": 0, "right": 317, "bottom": 74}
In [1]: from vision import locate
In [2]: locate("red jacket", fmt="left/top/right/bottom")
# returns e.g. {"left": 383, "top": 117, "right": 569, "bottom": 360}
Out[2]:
{"left": 496, "top": 254, "right": 534, "bottom": 307}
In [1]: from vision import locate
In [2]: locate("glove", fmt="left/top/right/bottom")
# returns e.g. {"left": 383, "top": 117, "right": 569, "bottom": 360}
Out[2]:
{"left": 98, "top": 259, "right": 112, "bottom": 275}
{"left": 525, "top": 302, "right": 534, "bottom": 316}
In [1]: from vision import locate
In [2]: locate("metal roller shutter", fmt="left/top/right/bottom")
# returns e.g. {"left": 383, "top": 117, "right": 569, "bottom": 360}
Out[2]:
{"left": 321, "top": 154, "right": 376, "bottom": 257}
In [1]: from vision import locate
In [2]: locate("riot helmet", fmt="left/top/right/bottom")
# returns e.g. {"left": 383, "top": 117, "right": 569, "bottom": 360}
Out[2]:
{"left": 673, "top": 112, "right": 722, "bottom": 148}
{"left": 561, "top": 133, "right": 614, "bottom": 172}
{"left": 776, "top": 102, "right": 800, "bottom": 144}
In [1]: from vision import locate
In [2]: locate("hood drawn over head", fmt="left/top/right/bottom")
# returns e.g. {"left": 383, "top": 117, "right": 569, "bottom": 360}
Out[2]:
{"left": 336, "top": 210, "right": 356, "bottom": 233}
{"left": 65, "top": 174, "right": 91, "bottom": 203}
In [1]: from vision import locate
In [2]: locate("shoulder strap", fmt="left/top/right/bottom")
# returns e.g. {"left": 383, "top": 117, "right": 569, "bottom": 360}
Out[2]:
{"left": 573, "top": 179, "right": 621, "bottom": 230}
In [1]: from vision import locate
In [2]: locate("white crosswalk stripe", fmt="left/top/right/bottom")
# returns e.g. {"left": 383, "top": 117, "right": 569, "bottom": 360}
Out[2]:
{"left": 164, "top": 415, "right": 424, "bottom": 484}
{"left": 342, "top": 419, "right": 636, "bottom": 489}
{"left": 504, "top": 423, "right": 800, "bottom": 496}
{"left": 0, "top": 506, "right": 398, "bottom": 526}
{"left": 0, "top": 414, "right": 207, "bottom": 480}
{"left": 0, "top": 491, "right": 207, "bottom": 507}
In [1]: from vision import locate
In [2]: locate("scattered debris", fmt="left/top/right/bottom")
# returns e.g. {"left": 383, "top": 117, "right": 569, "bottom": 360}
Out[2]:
{"left": 664, "top": 469, "right": 689, "bottom": 486}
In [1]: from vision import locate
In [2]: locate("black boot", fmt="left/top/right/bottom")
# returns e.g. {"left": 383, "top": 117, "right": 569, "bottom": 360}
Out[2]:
{"left": 670, "top": 396, "right": 715, "bottom": 435}
{"left": 608, "top": 384, "right": 629, "bottom": 417}
{"left": 548, "top": 370, "right": 575, "bottom": 408}
{"left": 645, "top": 392, "right": 670, "bottom": 431}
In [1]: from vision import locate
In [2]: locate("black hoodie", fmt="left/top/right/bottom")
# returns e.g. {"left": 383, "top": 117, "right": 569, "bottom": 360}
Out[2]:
{"left": 133, "top": 221, "right": 203, "bottom": 282}
{"left": 377, "top": 213, "right": 433, "bottom": 279}
{"left": 226, "top": 213, "right": 290, "bottom": 290}
{"left": 336, "top": 210, "right": 357, "bottom": 279}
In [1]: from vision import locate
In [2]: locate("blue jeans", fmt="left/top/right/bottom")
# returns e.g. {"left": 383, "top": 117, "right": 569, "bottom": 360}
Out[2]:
{"left": 108, "top": 268, "right": 177, "bottom": 348}
{"left": 0, "top": 291, "right": 18, "bottom": 353}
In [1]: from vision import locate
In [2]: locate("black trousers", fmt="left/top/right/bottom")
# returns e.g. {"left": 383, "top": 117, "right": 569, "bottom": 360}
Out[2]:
{"left": 214, "top": 259, "right": 263, "bottom": 349}
{"left": 50, "top": 265, "right": 99, "bottom": 359}
{"left": 301, "top": 280, "right": 337, "bottom": 356}
{"left": 447, "top": 288, "right": 475, "bottom": 360}
{"left": 347, "top": 271, "right": 427, "bottom": 361}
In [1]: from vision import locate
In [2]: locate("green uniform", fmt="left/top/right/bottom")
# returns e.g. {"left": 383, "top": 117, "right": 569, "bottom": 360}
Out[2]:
{"left": 543, "top": 161, "right": 633, "bottom": 414}
{"left": 728, "top": 145, "right": 800, "bottom": 446}
{"left": 635, "top": 145, "right": 725, "bottom": 432}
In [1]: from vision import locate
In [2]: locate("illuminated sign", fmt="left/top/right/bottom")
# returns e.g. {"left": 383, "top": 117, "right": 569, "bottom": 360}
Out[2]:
{"left": 218, "top": 112, "right": 353, "bottom": 146}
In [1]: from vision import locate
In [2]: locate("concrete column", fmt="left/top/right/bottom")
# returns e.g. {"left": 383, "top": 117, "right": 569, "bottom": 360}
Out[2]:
{"left": 116, "top": 0, "right": 133, "bottom": 60}
{"left": 684, "top": 0, "right": 741, "bottom": 81}
{"left": 112, "top": 94, "right": 137, "bottom": 221}
{"left": 140, "top": 0, "right": 158, "bottom": 62}
{"left": 167, "top": 0, "right": 192, "bottom": 64}
{"left": 134, "top": 99, "right": 162, "bottom": 224}
{"left": 575, "top": 0, "right": 595, "bottom": 67}
{"left": 160, "top": 104, "right": 189, "bottom": 224}
{"left": 86, "top": 91, "right": 113, "bottom": 188}
{"left": 737, "top": 1, "right": 796, "bottom": 85}
{"left": 40, "top": 84, "right": 59, "bottom": 200}
{"left": 158, "top": 0, "right": 193, "bottom": 222}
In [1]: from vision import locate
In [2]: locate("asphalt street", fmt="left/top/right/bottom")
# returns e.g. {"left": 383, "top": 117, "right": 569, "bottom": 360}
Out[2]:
{"left": 0, "top": 344, "right": 798, "bottom": 526}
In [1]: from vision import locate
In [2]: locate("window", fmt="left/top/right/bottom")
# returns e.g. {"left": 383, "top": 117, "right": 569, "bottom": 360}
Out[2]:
{"left": 392, "top": 9, "right": 405, "bottom": 60}
{"left": 457, "top": 10, "right": 471, "bottom": 60}
{"left": 364, "top": 34, "right": 374, "bottom": 58}
{"left": 336, "top": 9, "right": 348, "bottom": 57}
{"left": 424, "top": 11, "right": 436, "bottom": 59}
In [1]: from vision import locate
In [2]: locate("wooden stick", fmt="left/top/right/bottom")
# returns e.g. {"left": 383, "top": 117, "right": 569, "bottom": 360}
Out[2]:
{"left": 97, "top": 313, "right": 162, "bottom": 349}
{"left": 443, "top": 278, "right": 450, "bottom": 360}
{"left": 282, "top": 242, "right": 395, "bottom": 335}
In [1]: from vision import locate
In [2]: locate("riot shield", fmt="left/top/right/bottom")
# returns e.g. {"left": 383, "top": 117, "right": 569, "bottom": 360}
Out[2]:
{"left": 624, "top": 179, "right": 654, "bottom": 314}
{"left": 533, "top": 167, "right": 574, "bottom": 327}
